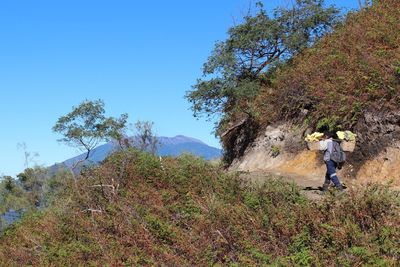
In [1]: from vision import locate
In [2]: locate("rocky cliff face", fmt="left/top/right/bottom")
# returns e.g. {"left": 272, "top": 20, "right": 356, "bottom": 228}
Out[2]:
{"left": 226, "top": 1, "right": 400, "bottom": 188}
{"left": 230, "top": 110, "right": 400, "bottom": 187}
{"left": 352, "top": 110, "right": 400, "bottom": 185}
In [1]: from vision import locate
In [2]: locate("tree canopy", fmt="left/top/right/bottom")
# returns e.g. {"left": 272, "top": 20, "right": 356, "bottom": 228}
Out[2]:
{"left": 186, "top": 0, "right": 340, "bottom": 124}
{"left": 53, "top": 99, "right": 128, "bottom": 160}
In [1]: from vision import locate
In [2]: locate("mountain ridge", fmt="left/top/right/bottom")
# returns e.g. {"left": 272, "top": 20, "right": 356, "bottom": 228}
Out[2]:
{"left": 51, "top": 135, "right": 221, "bottom": 172}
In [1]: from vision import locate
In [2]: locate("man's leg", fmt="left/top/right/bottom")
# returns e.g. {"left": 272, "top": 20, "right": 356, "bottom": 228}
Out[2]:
{"left": 322, "top": 169, "right": 331, "bottom": 191}
{"left": 326, "top": 160, "right": 343, "bottom": 191}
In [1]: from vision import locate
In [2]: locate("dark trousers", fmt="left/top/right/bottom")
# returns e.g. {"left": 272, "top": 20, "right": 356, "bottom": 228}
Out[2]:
{"left": 323, "top": 160, "right": 342, "bottom": 190}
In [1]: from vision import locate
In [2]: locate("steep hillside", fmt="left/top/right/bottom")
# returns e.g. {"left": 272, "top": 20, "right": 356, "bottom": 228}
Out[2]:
{"left": 224, "top": 1, "right": 400, "bottom": 182}
{"left": 0, "top": 150, "right": 399, "bottom": 266}
{"left": 257, "top": 1, "right": 399, "bottom": 126}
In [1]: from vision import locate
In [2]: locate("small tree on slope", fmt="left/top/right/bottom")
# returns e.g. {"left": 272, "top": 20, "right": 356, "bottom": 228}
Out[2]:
{"left": 53, "top": 99, "right": 128, "bottom": 163}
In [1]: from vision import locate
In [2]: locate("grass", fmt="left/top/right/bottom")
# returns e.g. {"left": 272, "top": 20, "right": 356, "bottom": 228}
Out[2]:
{"left": 0, "top": 149, "right": 398, "bottom": 266}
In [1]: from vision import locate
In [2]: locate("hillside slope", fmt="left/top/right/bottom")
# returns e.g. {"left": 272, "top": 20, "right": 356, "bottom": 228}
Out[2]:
{"left": 224, "top": 1, "right": 400, "bottom": 183}
{"left": 258, "top": 1, "right": 400, "bottom": 126}
{"left": 0, "top": 150, "right": 399, "bottom": 266}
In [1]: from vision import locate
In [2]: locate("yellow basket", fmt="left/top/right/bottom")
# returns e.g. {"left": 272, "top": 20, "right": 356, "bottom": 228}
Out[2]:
{"left": 307, "top": 142, "right": 321, "bottom": 151}
{"left": 341, "top": 141, "right": 356, "bottom": 152}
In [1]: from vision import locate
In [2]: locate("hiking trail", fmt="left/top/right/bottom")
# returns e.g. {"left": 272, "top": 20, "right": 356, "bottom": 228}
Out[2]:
{"left": 239, "top": 169, "right": 353, "bottom": 201}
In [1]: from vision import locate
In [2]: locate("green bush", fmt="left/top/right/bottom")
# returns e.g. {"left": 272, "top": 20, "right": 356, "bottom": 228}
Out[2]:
{"left": 0, "top": 151, "right": 398, "bottom": 266}
{"left": 316, "top": 116, "right": 341, "bottom": 132}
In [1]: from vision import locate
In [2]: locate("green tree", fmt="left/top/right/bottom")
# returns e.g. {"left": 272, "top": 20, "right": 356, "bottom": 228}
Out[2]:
{"left": 53, "top": 99, "right": 128, "bottom": 161}
{"left": 186, "top": 0, "right": 340, "bottom": 123}
{"left": 0, "top": 176, "right": 29, "bottom": 214}
{"left": 1, "top": 176, "right": 17, "bottom": 193}
{"left": 17, "top": 167, "right": 49, "bottom": 207}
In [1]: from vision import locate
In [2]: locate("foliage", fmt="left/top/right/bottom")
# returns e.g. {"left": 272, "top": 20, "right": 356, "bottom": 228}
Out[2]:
{"left": 186, "top": 0, "right": 399, "bottom": 165}
{"left": 0, "top": 151, "right": 398, "bottom": 266}
{"left": 186, "top": 0, "right": 340, "bottom": 124}
{"left": 52, "top": 99, "right": 128, "bottom": 160}
{"left": 254, "top": 0, "right": 400, "bottom": 130}
{"left": 0, "top": 167, "right": 72, "bottom": 230}
{"left": 270, "top": 145, "right": 281, "bottom": 157}
{"left": 316, "top": 116, "right": 342, "bottom": 132}
{"left": 16, "top": 167, "right": 48, "bottom": 207}
{"left": 0, "top": 176, "right": 30, "bottom": 215}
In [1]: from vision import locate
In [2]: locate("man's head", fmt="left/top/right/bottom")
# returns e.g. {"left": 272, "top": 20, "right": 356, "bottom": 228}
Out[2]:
{"left": 324, "top": 131, "right": 336, "bottom": 139}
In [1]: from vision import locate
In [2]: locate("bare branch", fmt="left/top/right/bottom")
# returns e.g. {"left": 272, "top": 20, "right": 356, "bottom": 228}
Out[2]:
{"left": 81, "top": 209, "right": 103, "bottom": 214}
{"left": 87, "top": 185, "right": 115, "bottom": 188}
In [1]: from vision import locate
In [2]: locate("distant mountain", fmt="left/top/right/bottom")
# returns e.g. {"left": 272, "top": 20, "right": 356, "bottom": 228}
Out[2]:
{"left": 50, "top": 135, "right": 222, "bottom": 172}
{"left": 157, "top": 135, "right": 221, "bottom": 159}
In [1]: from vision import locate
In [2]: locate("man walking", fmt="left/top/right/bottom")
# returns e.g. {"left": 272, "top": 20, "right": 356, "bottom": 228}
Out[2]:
{"left": 320, "top": 132, "right": 345, "bottom": 192}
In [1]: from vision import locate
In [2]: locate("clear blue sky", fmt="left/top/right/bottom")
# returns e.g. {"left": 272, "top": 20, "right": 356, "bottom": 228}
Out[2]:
{"left": 0, "top": 0, "right": 359, "bottom": 176}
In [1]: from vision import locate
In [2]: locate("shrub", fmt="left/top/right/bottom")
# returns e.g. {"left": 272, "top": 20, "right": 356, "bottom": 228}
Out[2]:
{"left": 0, "top": 151, "right": 398, "bottom": 266}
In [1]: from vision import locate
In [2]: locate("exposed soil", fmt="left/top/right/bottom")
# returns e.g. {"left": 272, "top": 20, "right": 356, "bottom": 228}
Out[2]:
{"left": 229, "top": 110, "right": 400, "bottom": 189}
{"left": 238, "top": 168, "right": 354, "bottom": 201}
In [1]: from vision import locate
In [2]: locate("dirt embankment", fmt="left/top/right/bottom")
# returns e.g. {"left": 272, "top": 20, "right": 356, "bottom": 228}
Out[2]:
{"left": 230, "top": 110, "right": 400, "bottom": 187}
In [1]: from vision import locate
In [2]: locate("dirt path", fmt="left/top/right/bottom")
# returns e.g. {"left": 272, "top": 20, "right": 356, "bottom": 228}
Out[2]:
{"left": 238, "top": 169, "right": 350, "bottom": 201}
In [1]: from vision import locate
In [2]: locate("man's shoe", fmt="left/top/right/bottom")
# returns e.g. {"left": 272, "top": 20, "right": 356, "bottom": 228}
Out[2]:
{"left": 335, "top": 184, "right": 346, "bottom": 196}
{"left": 321, "top": 183, "right": 330, "bottom": 192}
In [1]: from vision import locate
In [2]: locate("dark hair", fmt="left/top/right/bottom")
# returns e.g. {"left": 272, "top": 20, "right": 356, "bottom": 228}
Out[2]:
{"left": 324, "top": 131, "right": 337, "bottom": 139}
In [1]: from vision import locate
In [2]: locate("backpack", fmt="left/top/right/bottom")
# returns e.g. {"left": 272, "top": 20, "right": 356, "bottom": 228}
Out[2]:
{"left": 330, "top": 141, "right": 346, "bottom": 167}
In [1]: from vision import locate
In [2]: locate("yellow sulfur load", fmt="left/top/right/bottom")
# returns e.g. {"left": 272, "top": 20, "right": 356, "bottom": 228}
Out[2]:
{"left": 337, "top": 131, "right": 357, "bottom": 142}
{"left": 305, "top": 132, "right": 324, "bottom": 142}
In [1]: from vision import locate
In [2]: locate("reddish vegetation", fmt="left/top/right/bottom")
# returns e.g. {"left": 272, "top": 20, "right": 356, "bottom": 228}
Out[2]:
{"left": 0, "top": 150, "right": 399, "bottom": 266}
{"left": 1, "top": 2, "right": 400, "bottom": 266}
{"left": 221, "top": 1, "right": 400, "bottom": 166}
{"left": 254, "top": 0, "right": 400, "bottom": 129}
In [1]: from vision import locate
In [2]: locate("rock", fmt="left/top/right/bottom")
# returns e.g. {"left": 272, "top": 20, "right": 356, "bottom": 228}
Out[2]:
{"left": 265, "top": 127, "right": 285, "bottom": 142}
